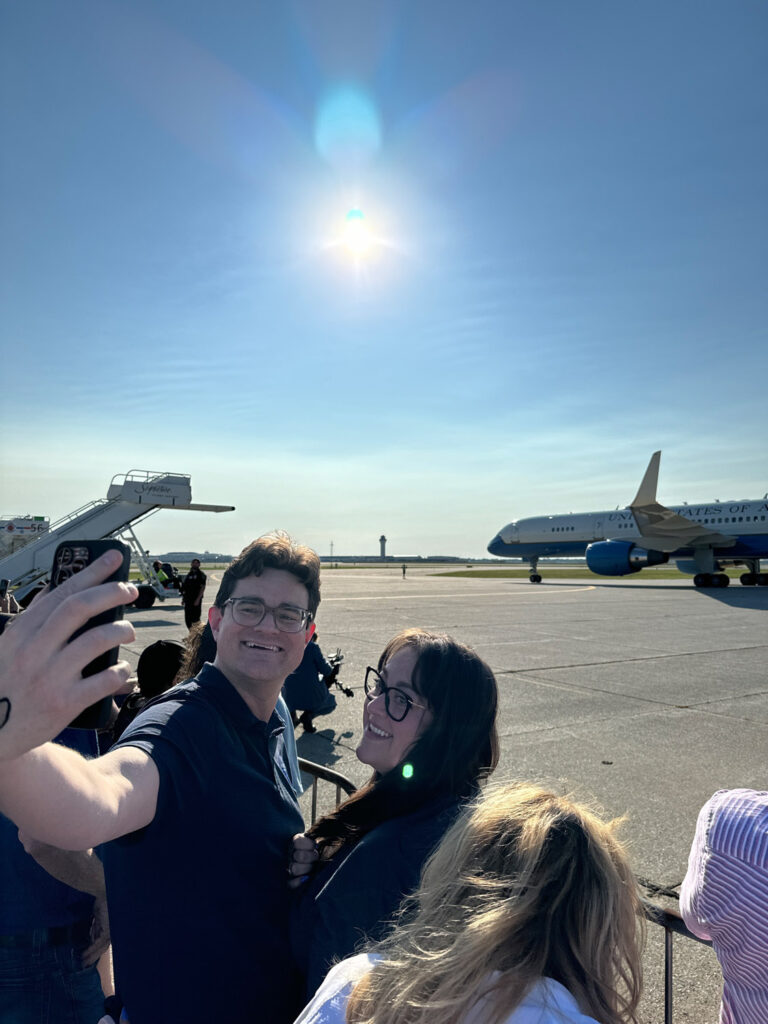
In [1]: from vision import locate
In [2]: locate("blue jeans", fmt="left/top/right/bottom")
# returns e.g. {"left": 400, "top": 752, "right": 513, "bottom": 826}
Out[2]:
{"left": 0, "top": 931, "right": 105, "bottom": 1024}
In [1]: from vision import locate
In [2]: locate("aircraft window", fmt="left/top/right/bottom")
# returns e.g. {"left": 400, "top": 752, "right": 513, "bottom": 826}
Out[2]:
{"left": 739, "top": 517, "right": 743, "bottom": 522}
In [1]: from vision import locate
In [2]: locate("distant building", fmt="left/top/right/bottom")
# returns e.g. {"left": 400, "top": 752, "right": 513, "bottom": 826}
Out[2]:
{"left": 157, "top": 552, "right": 233, "bottom": 563}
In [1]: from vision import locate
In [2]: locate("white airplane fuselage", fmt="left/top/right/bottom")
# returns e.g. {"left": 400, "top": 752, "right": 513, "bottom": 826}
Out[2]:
{"left": 488, "top": 453, "right": 768, "bottom": 587}
{"left": 490, "top": 501, "right": 768, "bottom": 556}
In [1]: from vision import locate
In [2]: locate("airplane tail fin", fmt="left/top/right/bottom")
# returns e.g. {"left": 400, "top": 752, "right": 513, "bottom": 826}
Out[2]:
{"left": 630, "top": 451, "right": 661, "bottom": 508}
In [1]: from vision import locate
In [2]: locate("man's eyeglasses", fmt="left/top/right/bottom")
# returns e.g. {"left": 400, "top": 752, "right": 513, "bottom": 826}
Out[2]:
{"left": 364, "top": 666, "right": 427, "bottom": 723}
{"left": 223, "top": 597, "right": 312, "bottom": 633}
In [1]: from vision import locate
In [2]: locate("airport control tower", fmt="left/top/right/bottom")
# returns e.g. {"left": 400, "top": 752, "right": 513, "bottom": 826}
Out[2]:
{"left": 379, "top": 534, "right": 387, "bottom": 558}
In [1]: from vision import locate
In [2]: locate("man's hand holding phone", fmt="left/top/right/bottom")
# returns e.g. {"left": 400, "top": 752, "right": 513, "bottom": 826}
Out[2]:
{"left": 0, "top": 549, "right": 138, "bottom": 761}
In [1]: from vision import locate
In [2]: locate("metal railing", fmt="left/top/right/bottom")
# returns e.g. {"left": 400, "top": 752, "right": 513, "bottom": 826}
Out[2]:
{"left": 641, "top": 898, "right": 713, "bottom": 1024}
{"left": 295, "top": 760, "right": 715, "bottom": 1024}
{"left": 297, "top": 758, "right": 358, "bottom": 825}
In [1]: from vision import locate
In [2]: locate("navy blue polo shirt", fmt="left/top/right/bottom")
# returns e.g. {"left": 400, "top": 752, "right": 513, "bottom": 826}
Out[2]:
{"left": 102, "top": 664, "right": 305, "bottom": 1024}
{"left": 1, "top": 728, "right": 98, "bottom": 934}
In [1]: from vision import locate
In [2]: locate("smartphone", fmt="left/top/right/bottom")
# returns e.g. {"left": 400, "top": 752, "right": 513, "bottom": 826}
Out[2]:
{"left": 49, "top": 540, "right": 131, "bottom": 729}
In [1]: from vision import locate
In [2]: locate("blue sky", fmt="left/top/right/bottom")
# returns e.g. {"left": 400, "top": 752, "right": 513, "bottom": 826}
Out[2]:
{"left": 2, "top": 0, "right": 766, "bottom": 558}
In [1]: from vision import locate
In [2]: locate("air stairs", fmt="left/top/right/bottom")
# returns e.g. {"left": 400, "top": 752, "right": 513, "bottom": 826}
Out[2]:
{"left": 0, "top": 471, "right": 234, "bottom": 603}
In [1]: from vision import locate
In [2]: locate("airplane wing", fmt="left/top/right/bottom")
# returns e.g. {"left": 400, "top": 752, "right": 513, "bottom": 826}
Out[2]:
{"left": 628, "top": 452, "right": 734, "bottom": 550}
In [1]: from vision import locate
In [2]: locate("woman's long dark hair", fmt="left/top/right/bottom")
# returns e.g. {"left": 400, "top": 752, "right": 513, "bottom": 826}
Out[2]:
{"left": 307, "top": 629, "right": 499, "bottom": 856}
{"left": 176, "top": 621, "right": 217, "bottom": 682}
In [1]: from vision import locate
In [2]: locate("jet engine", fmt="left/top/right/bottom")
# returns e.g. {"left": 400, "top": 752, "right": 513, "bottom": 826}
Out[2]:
{"left": 585, "top": 541, "right": 669, "bottom": 576}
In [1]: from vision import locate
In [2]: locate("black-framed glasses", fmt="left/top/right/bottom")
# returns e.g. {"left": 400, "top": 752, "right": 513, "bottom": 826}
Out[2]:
{"left": 364, "top": 666, "right": 427, "bottom": 722}
{"left": 223, "top": 597, "right": 312, "bottom": 633}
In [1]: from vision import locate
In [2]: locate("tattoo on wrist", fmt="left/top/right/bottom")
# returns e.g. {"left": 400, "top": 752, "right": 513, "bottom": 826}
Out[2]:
{"left": 0, "top": 698, "right": 11, "bottom": 730}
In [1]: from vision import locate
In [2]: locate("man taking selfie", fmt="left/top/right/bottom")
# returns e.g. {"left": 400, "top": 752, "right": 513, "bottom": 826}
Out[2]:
{"left": 0, "top": 533, "right": 320, "bottom": 1024}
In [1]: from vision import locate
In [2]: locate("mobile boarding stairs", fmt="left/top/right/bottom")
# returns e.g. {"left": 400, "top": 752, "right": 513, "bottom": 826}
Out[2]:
{"left": 0, "top": 471, "right": 234, "bottom": 605}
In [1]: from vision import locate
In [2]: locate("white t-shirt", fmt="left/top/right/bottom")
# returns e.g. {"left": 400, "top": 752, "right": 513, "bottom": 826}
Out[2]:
{"left": 292, "top": 952, "right": 603, "bottom": 1024}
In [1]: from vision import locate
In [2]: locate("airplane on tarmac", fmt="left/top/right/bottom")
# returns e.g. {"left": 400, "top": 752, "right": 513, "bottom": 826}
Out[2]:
{"left": 487, "top": 451, "right": 768, "bottom": 588}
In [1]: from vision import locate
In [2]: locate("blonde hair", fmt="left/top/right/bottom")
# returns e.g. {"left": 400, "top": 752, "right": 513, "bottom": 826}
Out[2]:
{"left": 346, "top": 783, "right": 643, "bottom": 1024}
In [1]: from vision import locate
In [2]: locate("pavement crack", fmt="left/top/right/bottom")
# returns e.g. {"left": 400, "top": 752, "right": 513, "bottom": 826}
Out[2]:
{"left": 501, "top": 645, "right": 768, "bottom": 677}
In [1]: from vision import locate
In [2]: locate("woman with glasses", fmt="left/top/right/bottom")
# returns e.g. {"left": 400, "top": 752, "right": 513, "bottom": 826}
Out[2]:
{"left": 293, "top": 783, "right": 644, "bottom": 1024}
{"left": 288, "top": 628, "right": 499, "bottom": 999}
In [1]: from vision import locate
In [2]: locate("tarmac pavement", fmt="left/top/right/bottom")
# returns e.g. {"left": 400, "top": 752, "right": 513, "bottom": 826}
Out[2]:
{"left": 124, "top": 566, "right": 768, "bottom": 1024}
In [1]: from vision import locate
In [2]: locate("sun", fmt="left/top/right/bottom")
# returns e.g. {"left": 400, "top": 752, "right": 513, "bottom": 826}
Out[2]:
{"left": 343, "top": 208, "right": 372, "bottom": 256}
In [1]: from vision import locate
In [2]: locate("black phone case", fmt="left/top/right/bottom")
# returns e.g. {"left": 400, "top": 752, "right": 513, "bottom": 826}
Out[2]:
{"left": 49, "top": 540, "right": 131, "bottom": 729}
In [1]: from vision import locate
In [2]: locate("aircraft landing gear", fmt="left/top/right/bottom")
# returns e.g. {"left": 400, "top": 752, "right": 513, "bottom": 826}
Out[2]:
{"left": 693, "top": 573, "right": 730, "bottom": 588}
{"left": 528, "top": 558, "right": 542, "bottom": 583}
{"left": 738, "top": 562, "right": 767, "bottom": 586}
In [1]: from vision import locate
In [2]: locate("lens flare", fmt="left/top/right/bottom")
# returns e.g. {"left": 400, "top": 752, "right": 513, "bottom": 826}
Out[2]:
{"left": 315, "top": 87, "right": 381, "bottom": 169}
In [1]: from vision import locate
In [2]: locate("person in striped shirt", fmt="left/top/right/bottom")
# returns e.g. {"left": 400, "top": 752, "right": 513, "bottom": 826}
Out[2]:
{"left": 680, "top": 789, "right": 768, "bottom": 1024}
